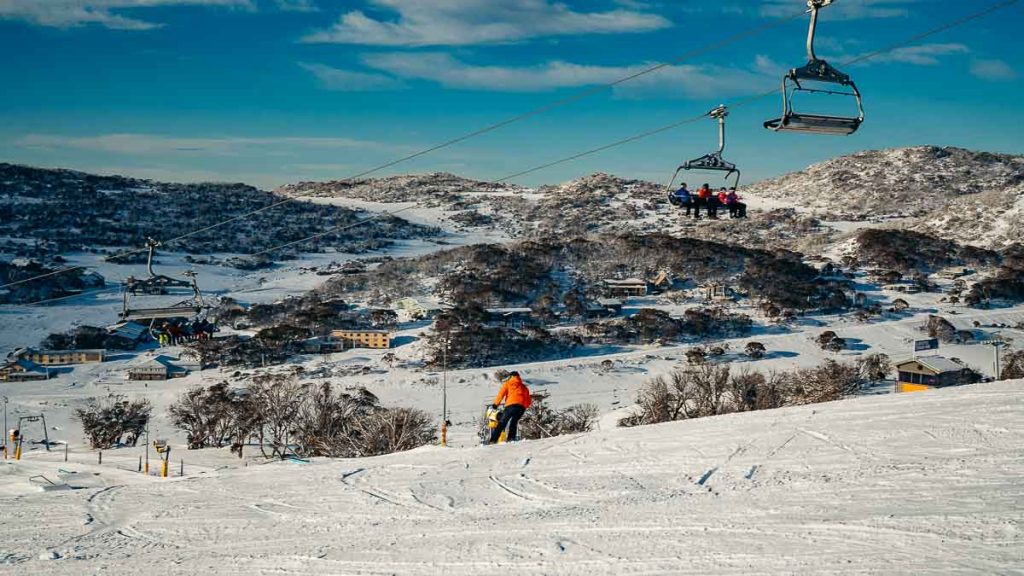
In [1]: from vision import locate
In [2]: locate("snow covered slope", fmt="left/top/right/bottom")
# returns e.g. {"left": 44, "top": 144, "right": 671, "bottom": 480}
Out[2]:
{"left": 2, "top": 380, "right": 1022, "bottom": 574}
{"left": 742, "top": 146, "right": 1024, "bottom": 246}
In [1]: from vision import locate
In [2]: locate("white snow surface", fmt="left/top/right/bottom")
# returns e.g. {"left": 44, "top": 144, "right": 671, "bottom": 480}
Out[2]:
{"left": 1, "top": 380, "right": 1022, "bottom": 574}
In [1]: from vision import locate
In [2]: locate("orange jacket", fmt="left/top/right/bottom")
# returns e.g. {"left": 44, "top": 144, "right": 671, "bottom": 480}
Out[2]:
{"left": 494, "top": 374, "right": 531, "bottom": 409}
{"left": 698, "top": 187, "right": 711, "bottom": 199}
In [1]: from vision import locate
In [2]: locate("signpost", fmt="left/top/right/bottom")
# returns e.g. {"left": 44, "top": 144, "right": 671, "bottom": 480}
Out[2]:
{"left": 912, "top": 338, "right": 939, "bottom": 358}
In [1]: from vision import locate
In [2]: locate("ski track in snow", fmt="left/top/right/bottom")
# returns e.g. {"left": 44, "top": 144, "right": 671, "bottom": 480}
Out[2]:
{"left": 1, "top": 381, "right": 1022, "bottom": 574}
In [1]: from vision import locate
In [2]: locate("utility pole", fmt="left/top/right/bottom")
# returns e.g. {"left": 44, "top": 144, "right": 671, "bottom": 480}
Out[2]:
{"left": 441, "top": 324, "right": 449, "bottom": 447}
{"left": 2, "top": 396, "right": 7, "bottom": 460}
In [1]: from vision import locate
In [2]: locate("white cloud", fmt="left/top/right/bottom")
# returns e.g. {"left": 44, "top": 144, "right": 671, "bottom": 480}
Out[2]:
{"left": 274, "top": 0, "right": 317, "bottom": 12}
{"left": 851, "top": 43, "right": 969, "bottom": 66}
{"left": 0, "top": 0, "right": 251, "bottom": 30}
{"left": 970, "top": 59, "right": 1017, "bottom": 82}
{"left": 299, "top": 62, "right": 405, "bottom": 91}
{"left": 15, "top": 133, "right": 406, "bottom": 155}
{"left": 301, "top": 0, "right": 671, "bottom": 46}
{"left": 360, "top": 52, "right": 773, "bottom": 98}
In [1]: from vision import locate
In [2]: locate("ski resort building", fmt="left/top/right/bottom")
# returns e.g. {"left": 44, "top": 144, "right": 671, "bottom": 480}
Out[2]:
{"left": 895, "top": 356, "right": 970, "bottom": 393}
{"left": 0, "top": 359, "right": 49, "bottom": 382}
{"left": 393, "top": 298, "right": 443, "bottom": 320}
{"left": 329, "top": 330, "right": 391, "bottom": 349}
{"left": 603, "top": 279, "right": 648, "bottom": 298}
{"left": 702, "top": 283, "right": 733, "bottom": 302}
{"left": 127, "top": 358, "right": 168, "bottom": 381}
{"left": 126, "top": 355, "right": 189, "bottom": 381}
{"left": 882, "top": 283, "right": 921, "bottom": 294}
{"left": 937, "top": 266, "right": 974, "bottom": 280}
{"left": 486, "top": 308, "right": 538, "bottom": 328}
{"left": 10, "top": 348, "right": 105, "bottom": 366}
{"left": 302, "top": 336, "right": 348, "bottom": 354}
{"left": 106, "top": 321, "right": 150, "bottom": 350}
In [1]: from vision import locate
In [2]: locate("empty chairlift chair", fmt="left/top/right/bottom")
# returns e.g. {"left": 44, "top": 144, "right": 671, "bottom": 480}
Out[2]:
{"left": 667, "top": 104, "right": 741, "bottom": 201}
{"left": 764, "top": 0, "right": 864, "bottom": 135}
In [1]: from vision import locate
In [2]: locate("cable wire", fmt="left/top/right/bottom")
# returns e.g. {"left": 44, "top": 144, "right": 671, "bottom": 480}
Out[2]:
{"left": 0, "top": 10, "right": 806, "bottom": 292}
{"left": 6, "top": 0, "right": 1017, "bottom": 298}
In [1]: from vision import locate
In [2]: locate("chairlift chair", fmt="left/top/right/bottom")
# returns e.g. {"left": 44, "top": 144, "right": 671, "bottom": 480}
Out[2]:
{"left": 120, "top": 240, "right": 207, "bottom": 323}
{"left": 667, "top": 104, "right": 740, "bottom": 203}
{"left": 764, "top": 0, "right": 864, "bottom": 135}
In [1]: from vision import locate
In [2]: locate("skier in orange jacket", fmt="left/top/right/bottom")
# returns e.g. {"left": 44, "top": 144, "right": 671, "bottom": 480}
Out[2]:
{"left": 490, "top": 371, "right": 531, "bottom": 444}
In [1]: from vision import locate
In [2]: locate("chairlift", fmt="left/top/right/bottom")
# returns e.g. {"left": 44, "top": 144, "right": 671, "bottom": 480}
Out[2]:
{"left": 667, "top": 104, "right": 740, "bottom": 203}
{"left": 764, "top": 0, "right": 864, "bottom": 135}
{"left": 120, "top": 239, "right": 206, "bottom": 323}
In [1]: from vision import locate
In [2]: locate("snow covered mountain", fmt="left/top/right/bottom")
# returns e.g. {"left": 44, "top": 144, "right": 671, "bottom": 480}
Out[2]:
{"left": 3, "top": 380, "right": 1021, "bottom": 573}
{"left": 743, "top": 146, "right": 1023, "bottom": 217}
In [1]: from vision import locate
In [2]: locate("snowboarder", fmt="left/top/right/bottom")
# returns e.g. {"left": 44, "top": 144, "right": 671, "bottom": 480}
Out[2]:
{"left": 489, "top": 371, "right": 532, "bottom": 444}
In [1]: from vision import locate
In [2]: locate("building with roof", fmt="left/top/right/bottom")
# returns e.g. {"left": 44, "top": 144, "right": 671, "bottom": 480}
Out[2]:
{"left": 330, "top": 329, "right": 391, "bottom": 349}
{"left": 603, "top": 278, "right": 648, "bottom": 298}
{"left": 394, "top": 297, "right": 444, "bottom": 320}
{"left": 11, "top": 348, "right": 105, "bottom": 366}
{"left": 895, "top": 356, "right": 972, "bottom": 393}
{"left": 0, "top": 359, "right": 49, "bottom": 382}
{"left": 106, "top": 321, "right": 150, "bottom": 350}
{"left": 128, "top": 358, "right": 168, "bottom": 381}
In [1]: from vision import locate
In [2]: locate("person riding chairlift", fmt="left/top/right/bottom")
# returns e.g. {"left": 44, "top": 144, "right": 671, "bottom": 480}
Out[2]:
{"left": 694, "top": 183, "right": 712, "bottom": 220}
{"left": 673, "top": 182, "right": 693, "bottom": 217}
{"left": 726, "top": 188, "right": 747, "bottom": 219}
{"left": 700, "top": 184, "right": 719, "bottom": 219}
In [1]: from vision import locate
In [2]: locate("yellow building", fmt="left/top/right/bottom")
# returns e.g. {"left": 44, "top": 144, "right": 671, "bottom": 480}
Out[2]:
{"left": 13, "top": 348, "right": 105, "bottom": 366}
{"left": 329, "top": 330, "right": 391, "bottom": 349}
{"left": 895, "top": 356, "right": 968, "bottom": 393}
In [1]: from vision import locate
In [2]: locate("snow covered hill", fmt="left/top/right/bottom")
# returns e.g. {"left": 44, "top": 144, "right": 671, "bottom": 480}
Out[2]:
{"left": 2, "top": 380, "right": 1022, "bottom": 574}
{"left": 743, "top": 146, "right": 1023, "bottom": 217}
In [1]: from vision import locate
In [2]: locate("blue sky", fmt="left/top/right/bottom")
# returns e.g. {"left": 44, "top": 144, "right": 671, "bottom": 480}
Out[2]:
{"left": 1, "top": 0, "right": 1022, "bottom": 189}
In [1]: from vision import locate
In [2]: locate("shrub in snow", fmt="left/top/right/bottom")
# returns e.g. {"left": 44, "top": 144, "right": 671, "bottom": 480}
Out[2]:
{"left": 620, "top": 360, "right": 864, "bottom": 427}
{"left": 927, "top": 315, "right": 959, "bottom": 343}
{"left": 619, "top": 364, "right": 733, "bottom": 426}
{"left": 74, "top": 395, "right": 151, "bottom": 449}
{"left": 685, "top": 347, "right": 707, "bottom": 365}
{"left": 1000, "top": 351, "right": 1024, "bottom": 380}
{"left": 857, "top": 353, "right": 892, "bottom": 382}
{"left": 744, "top": 342, "right": 766, "bottom": 359}
{"left": 518, "top": 393, "right": 599, "bottom": 440}
{"left": 169, "top": 375, "right": 435, "bottom": 459}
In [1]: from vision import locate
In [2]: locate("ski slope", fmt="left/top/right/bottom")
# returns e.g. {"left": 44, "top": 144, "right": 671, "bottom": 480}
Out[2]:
{"left": 2, "top": 380, "right": 1022, "bottom": 574}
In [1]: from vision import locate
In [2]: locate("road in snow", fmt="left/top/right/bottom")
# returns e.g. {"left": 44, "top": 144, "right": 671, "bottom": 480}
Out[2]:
{"left": 1, "top": 380, "right": 1021, "bottom": 574}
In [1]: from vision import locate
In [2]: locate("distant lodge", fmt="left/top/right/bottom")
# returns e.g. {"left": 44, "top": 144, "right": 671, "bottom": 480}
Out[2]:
{"left": 895, "top": 356, "right": 971, "bottom": 393}
{"left": 126, "top": 356, "right": 191, "bottom": 381}
{"left": 9, "top": 348, "right": 106, "bottom": 366}
{"left": 882, "top": 283, "right": 921, "bottom": 294}
{"left": 0, "top": 359, "right": 49, "bottom": 382}
{"left": 603, "top": 279, "right": 649, "bottom": 298}
{"left": 393, "top": 298, "right": 444, "bottom": 320}
{"left": 328, "top": 330, "right": 392, "bottom": 350}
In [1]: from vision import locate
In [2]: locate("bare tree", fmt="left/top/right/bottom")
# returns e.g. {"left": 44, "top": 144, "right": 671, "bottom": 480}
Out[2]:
{"left": 75, "top": 395, "right": 152, "bottom": 449}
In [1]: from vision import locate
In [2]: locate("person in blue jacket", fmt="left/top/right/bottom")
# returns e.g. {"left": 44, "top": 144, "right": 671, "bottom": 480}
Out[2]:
{"left": 673, "top": 182, "right": 693, "bottom": 216}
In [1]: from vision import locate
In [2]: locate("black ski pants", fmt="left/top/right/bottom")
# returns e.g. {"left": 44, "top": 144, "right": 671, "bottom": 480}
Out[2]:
{"left": 490, "top": 404, "right": 526, "bottom": 443}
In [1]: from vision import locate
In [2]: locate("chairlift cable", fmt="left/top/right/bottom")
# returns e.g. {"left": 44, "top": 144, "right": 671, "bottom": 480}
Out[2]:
{"left": 0, "top": 10, "right": 807, "bottom": 292}
{"left": 500, "top": 0, "right": 1021, "bottom": 181}
{"left": 5, "top": 0, "right": 1017, "bottom": 292}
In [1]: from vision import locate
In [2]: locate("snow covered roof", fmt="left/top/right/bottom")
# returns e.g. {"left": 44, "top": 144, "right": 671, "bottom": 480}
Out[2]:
{"left": 898, "top": 356, "right": 964, "bottom": 374}
{"left": 108, "top": 321, "right": 148, "bottom": 341}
